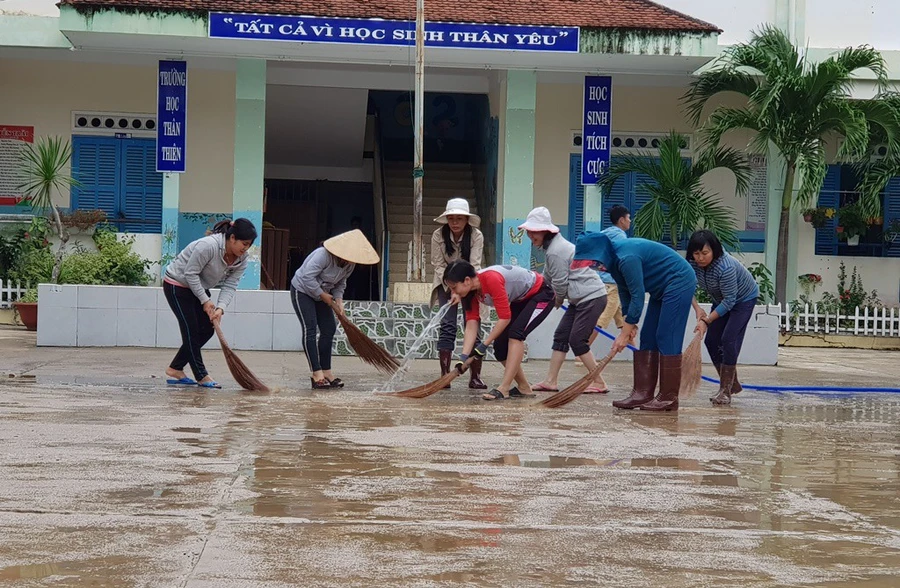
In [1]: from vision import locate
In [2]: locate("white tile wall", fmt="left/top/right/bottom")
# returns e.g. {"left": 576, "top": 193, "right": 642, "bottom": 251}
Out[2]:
{"left": 37, "top": 284, "right": 78, "bottom": 308}
{"left": 272, "top": 315, "right": 303, "bottom": 351}
{"left": 36, "top": 305, "right": 77, "bottom": 346}
{"left": 230, "top": 313, "right": 274, "bottom": 351}
{"left": 232, "top": 290, "right": 274, "bottom": 314}
{"left": 117, "top": 308, "right": 157, "bottom": 347}
{"left": 273, "top": 290, "right": 295, "bottom": 314}
{"left": 119, "top": 286, "right": 158, "bottom": 310}
{"left": 79, "top": 285, "right": 119, "bottom": 309}
{"left": 78, "top": 308, "right": 118, "bottom": 346}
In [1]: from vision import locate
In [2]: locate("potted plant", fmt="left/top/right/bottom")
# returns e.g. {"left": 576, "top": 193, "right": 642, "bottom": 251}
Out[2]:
{"left": 836, "top": 204, "right": 869, "bottom": 246}
{"left": 801, "top": 207, "right": 833, "bottom": 229}
{"left": 13, "top": 288, "right": 38, "bottom": 331}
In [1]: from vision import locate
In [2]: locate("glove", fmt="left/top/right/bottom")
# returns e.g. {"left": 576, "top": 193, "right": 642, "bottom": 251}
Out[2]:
{"left": 473, "top": 342, "right": 488, "bottom": 357}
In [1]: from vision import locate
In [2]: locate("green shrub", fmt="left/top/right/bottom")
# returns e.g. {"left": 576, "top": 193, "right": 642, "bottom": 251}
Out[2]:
{"left": 57, "top": 228, "right": 152, "bottom": 286}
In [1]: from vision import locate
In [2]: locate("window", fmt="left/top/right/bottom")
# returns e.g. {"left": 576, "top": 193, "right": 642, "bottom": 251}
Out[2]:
{"left": 71, "top": 136, "right": 162, "bottom": 233}
{"left": 814, "top": 164, "right": 900, "bottom": 258}
{"left": 567, "top": 154, "right": 762, "bottom": 251}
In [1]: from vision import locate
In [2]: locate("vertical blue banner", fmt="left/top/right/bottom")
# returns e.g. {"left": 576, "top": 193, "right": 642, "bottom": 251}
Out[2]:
{"left": 156, "top": 60, "right": 187, "bottom": 173}
{"left": 581, "top": 75, "right": 612, "bottom": 186}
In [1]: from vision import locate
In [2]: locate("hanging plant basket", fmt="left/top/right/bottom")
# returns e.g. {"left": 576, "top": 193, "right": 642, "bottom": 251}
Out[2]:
{"left": 847, "top": 234, "right": 860, "bottom": 246}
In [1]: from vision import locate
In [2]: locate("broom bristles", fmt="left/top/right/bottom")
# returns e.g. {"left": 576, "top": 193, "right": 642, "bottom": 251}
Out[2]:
{"left": 214, "top": 324, "right": 270, "bottom": 392}
{"left": 540, "top": 352, "right": 616, "bottom": 409}
{"left": 388, "top": 358, "right": 473, "bottom": 398}
{"left": 335, "top": 311, "right": 401, "bottom": 375}
{"left": 680, "top": 331, "right": 704, "bottom": 398}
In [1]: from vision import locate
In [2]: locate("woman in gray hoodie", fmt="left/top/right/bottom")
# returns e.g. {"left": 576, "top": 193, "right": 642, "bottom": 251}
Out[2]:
{"left": 518, "top": 208, "right": 609, "bottom": 394}
{"left": 163, "top": 218, "right": 256, "bottom": 389}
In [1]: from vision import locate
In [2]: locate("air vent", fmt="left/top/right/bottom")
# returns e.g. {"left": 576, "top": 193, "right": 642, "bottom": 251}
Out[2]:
{"left": 72, "top": 111, "right": 157, "bottom": 137}
{"left": 571, "top": 131, "right": 691, "bottom": 154}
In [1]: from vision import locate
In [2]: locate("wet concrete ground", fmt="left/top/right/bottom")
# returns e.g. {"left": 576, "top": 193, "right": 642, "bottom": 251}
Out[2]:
{"left": 1, "top": 327, "right": 899, "bottom": 587}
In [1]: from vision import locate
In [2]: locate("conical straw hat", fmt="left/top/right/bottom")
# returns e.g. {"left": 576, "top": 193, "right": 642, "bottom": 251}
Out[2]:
{"left": 323, "top": 229, "right": 380, "bottom": 265}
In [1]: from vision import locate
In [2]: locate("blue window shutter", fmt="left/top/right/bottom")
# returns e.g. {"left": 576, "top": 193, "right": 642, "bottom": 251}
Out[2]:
{"left": 884, "top": 176, "right": 900, "bottom": 258}
{"left": 568, "top": 153, "right": 585, "bottom": 240}
{"left": 119, "top": 139, "right": 162, "bottom": 233}
{"left": 815, "top": 164, "right": 840, "bottom": 256}
{"left": 71, "top": 136, "right": 119, "bottom": 220}
{"left": 600, "top": 156, "right": 628, "bottom": 231}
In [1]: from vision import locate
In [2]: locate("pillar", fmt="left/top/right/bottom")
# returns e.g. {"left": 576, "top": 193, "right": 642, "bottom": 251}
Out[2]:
{"left": 161, "top": 173, "right": 179, "bottom": 277}
{"left": 499, "top": 70, "right": 537, "bottom": 266}
{"left": 233, "top": 58, "right": 266, "bottom": 290}
{"left": 584, "top": 184, "right": 603, "bottom": 234}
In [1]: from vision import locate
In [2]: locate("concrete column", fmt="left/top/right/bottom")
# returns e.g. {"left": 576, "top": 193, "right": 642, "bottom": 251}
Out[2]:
{"left": 161, "top": 173, "right": 179, "bottom": 276}
{"left": 499, "top": 70, "right": 536, "bottom": 266}
{"left": 233, "top": 58, "right": 266, "bottom": 290}
{"left": 584, "top": 184, "right": 602, "bottom": 234}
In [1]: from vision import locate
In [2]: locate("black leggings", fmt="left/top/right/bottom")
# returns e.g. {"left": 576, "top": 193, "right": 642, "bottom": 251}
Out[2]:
{"left": 164, "top": 281, "right": 215, "bottom": 381}
{"left": 493, "top": 282, "right": 555, "bottom": 362}
{"left": 552, "top": 295, "right": 607, "bottom": 357}
{"left": 291, "top": 286, "right": 337, "bottom": 372}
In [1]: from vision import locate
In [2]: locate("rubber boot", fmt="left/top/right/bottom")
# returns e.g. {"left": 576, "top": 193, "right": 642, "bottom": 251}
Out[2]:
{"left": 711, "top": 364, "right": 736, "bottom": 405}
{"left": 468, "top": 357, "right": 488, "bottom": 390}
{"left": 612, "top": 350, "right": 659, "bottom": 409}
{"left": 731, "top": 367, "right": 743, "bottom": 395}
{"left": 439, "top": 349, "right": 452, "bottom": 389}
{"left": 641, "top": 354, "right": 681, "bottom": 412}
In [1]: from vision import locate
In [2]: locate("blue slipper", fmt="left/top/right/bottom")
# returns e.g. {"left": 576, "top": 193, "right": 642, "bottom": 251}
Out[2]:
{"left": 197, "top": 381, "right": 221, "bottom": 389}
{"left": 167, "top": 377, "right": 197, "bottom": 386}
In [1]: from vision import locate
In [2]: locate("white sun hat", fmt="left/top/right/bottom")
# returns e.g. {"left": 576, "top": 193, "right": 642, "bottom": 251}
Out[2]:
{"left": 434, "top": 198, "right": 481, "bottom": 228}
{"left": 518, "top": 206, "right": 560, "bottom": 234}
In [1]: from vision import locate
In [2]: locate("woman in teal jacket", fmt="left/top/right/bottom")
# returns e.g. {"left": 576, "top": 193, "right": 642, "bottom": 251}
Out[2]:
{"left": 573, "top": 232, "right": 696, "bottom": 411}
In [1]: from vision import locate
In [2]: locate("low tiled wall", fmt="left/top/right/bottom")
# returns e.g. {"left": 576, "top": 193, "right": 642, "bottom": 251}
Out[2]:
{"left": 36, "top": 285, "right": 779, "bottom": 365}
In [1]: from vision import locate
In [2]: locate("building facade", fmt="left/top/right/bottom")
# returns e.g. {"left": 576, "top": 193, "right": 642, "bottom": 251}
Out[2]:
{"left": 1, "top": 0, "right": 899, "bottom": 305}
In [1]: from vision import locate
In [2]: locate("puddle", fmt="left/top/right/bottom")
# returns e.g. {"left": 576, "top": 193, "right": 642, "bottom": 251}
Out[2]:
{"left": 495, "top": 454, "right": 624, "bottom": 468}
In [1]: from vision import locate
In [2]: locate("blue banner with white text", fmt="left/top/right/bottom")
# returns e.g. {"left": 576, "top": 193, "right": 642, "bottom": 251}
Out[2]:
{"left": 156, "top": 60, "right": 187, "bottom": 173}
{"left": 209, "top": 13, "right": 579, "bottom": 53}
{"left": 581, "top": 76, "right": 612, "bottom": 186}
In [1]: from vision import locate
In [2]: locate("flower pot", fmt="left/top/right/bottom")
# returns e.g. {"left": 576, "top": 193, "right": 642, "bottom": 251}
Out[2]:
{"left": 846, "top": 234, "right": 860, "bottom": 246}
{"left": 14, "top": 301, "right": 38, "bottom": 331}
{"left": 803, "top": 214, "right": 812, "bottom": 222}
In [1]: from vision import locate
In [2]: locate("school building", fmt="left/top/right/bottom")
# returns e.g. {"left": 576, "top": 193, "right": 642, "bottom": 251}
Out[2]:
{"left": 2, "top": 0, "right": 899, "bottom": 306}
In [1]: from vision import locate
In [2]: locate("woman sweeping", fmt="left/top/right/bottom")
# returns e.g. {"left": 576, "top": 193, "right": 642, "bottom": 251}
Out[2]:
{"left": 443, "top": 260, "right": 555, "bottom": 401}
{"left": 573, "top": 232, "right": 696, "bottom": 411}
{"left": 163, "top": 218, "right": 257, "bottom": 389}
{"left": 687, "top": 230, "right": 759, "bottom": 405}
{"left": 518, "top": 208, "right": 609, "bottom": 394}
{"left": 291, "top": 229, "right": 379, "bottom": 389}
{"left": 430, "top": 198, "right": 486, "bottom": 389}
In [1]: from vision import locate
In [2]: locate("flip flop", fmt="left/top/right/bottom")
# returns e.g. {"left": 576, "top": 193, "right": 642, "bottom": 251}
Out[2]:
{"left": 583, "top": 386, "right": 610, "bottom": 394}
{"left": 327, "top": 378, "right": 345, "bottom": 388}
{"left": 532, "top": 383, "right": 559, "bottom": 392}
{"left": 197, "top": 381, "right": 222, "bottom": 389}
{"left": 167, "top": 377, "right": 197, "bottom": 386}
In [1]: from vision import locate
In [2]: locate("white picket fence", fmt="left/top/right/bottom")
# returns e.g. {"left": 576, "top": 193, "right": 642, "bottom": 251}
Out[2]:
{"left": 780, "top": 302, "right": 900, "bottom": 337}
{"left": 0, "top": 280, "right": 28, "bottom": 309}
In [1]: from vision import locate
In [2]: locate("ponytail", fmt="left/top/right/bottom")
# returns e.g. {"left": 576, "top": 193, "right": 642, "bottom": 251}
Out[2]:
{"left": 213, "top": 217, "right": 258, "bottom": 243}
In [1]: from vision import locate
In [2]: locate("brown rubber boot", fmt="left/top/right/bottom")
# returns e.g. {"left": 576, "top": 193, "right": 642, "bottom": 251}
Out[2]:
{"left": 612, "top": 350, "right": 659, "bottom": 409}
{"left": 641, "top": 354, "right": 681, "bottom": 412}
{"left": 468, "top": 356, "right": 488, "bottom": 390}
{"left": 711, "top": 364, "right": 736, "bottom": 405}
{"left": 731, "top": 367, "right": 743, "bottom": 395}
{"left": 439, "top": 349, "right": 452, "bottom": 389}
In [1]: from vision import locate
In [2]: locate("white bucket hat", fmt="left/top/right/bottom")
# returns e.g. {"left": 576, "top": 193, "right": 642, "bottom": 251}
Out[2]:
{"left": 518, "top": 207, "right": 560, "bottom": 234}
{"left": 434, "top": 198, "right": 481, "bottom": 228}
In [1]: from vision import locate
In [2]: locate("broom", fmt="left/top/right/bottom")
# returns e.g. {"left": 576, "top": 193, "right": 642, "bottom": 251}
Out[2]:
{"left": 679, "top": 331, "right": 704, "bottom": 398}
{"left": 539, "top": 350, "right": 618, "bottom": 408}
{"left": 331, "top": 303, "right": 401, "bottom": 375}
{"left": 213, "top": 322, "right": 270, "bottom": 392}
{"left": 388, "top": 357, "right": 476, "bottom": 399}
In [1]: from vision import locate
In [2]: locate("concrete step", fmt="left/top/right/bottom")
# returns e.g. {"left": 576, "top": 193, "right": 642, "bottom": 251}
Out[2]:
{"left": 385, "top": 177, "right": 474, "bottom": 190}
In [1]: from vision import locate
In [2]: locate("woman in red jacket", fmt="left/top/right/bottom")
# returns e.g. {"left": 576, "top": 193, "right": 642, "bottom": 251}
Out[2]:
{"left": 443, "top": 260, "right": 555, "bottom": 400}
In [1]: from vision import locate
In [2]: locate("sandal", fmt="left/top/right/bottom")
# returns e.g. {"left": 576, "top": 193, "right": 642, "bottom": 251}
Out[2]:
{"left": 197, "top": 380, "right": 221, "bottom": 389}
{"left": 583, "top": 386, "right": 610, "bottom": 394}
{"left": 482, "top": 389, "right": 507, "bottom": 401}
{"left": 508, "top": 387, "right": 535, "bottom": 398}
{"left": 310, "top": 377, "right": 332, "bottom": 390}
{"left": 327, "top": 378, "right": 344, "bottom": 388}
{"left": 532, "top": 383, "right": 559, "bottom": 392}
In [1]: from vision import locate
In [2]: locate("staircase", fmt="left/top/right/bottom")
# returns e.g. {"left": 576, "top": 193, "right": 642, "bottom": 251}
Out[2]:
{"left": 383, "top": 161, "right": 481, "bottom": 293}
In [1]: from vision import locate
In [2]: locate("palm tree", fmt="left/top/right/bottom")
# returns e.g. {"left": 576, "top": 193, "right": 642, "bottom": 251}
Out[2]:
{"left": 855, "top": 93, "right": 900, "bottom": 218}
{"left": 683, "top": 25, "right": 900, "bottom": 304}
{"left": 17, "top": 136, "right": 80, "bottom": 284}
{"left": 598, "top": 130, "right": 751, "bottom": 249}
